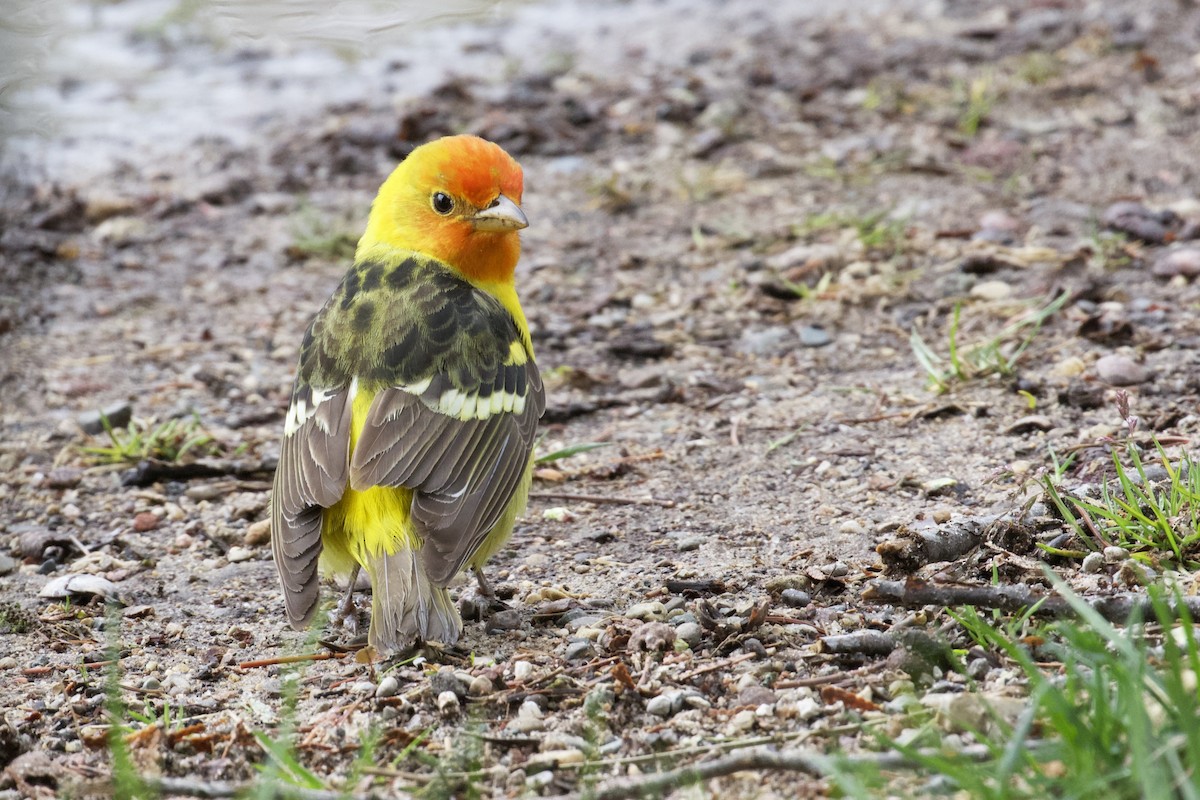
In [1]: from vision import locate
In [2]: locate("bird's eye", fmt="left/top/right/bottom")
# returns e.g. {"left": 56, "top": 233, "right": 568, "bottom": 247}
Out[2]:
{"left": 431, "top": 192, "right": 454, "bottom": 215}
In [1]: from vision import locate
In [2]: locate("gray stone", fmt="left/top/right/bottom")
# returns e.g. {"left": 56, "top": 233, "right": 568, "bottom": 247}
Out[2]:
{"left": 1094, "top": 354, "right": 1149, "bottom": 386}
{"left": 780, "top": 589, "right": 811, "bottom": 608}
{"left": 564, "top": 639, "right": 596, "bottom": 662}
{"left": 77, "top": 402, "right": 133, "bottom": 435}
{"left": 798, "top": 325, "right": 832, "bottom": 347}
{"left": 675, "top": 622, "right": 703, "bottom": 648}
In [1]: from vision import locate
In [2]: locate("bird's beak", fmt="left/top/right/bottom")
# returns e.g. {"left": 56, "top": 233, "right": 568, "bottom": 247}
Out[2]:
{"left": 472, "top": 194, "right": 528, "bottom": 232}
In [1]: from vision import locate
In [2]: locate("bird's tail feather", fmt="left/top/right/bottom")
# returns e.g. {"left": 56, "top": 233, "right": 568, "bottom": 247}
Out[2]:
{"left": 363, "top": 547, "right": 461, "bottom": 655}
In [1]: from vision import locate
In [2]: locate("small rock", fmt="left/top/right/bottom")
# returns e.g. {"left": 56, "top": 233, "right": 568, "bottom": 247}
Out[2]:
{"left": 487, "top": 609, "right": 522, "bottom": 632}
{"left": 969, "top": 280, "right": 1013, "bottom": 301}
{"left": 1081, "top": 552, "right": 1105, "bottom": 573}
{"left": 676, "top": 536, "right": 703, "bottom": 552}
{"left": 737, "top": 685, "right": 778, "bottom": 707}
{"left": 798, "top": 325, "right": 832, "bottom": 347}
{"left": 0, "top": 555, "right": 15, "bottom": 576}
{"left": 1103, "top": 546, "right": 1129, "bottom": 564}
{"left": 780, "top": 589, "right": 811, "bottom": 608}
{"left": 226, "top": 546, "right": 254, "bottom": 563}
{"left": 564, "top": 639, "right": 595, "bottom": 662}
{"left": 44, "top": 468, "right": 82, "bottom": 490}
{"left": 244, "top": 519, "right": 272, "bottom": 546}
{"left": 966, "top": 658, "right": 992, "bottom": 681}
{"left": 629, "top": 622, "right": 676, "bottom": 653}
{"left": 1103, "top": 201, "right": 1180, "bottom": 244}
{"left": 625, "top": 601, "right": 666, "bottom": 621}
{"left": 92, "top": 216, "right": 148, "bottom": 246}
{"left": 978, "top": 210, "right": 1020, "bottom": 233}
{"left": 39, "top": 574, "right": 117, "bottom": 599}
{"left": 1094, "top": 354, "right": 1149, "bottom": 386}
{"left": 431, "top": 667, "right": 465, "bottom": 699}
{"left": 727, "top": 709, "right": 757, "bottom": 733}
{"left": 675, "top": 621, "right": 703, "bottom": 648}
{"left": 646, "top": 692, "right": 683, "bottom": 718}
{"left": 468, "top": 675, "right": 494, "bottom": 696}
{"left": 77, "top": 402, "right": 133, "bottom": 435}
{"left": 527, "top": 749, "right": 586, "bottom": 772}
{"left": 1004, "top": 415, "right": 1053, "bottom": 435}
{"left": 375, "top": 676, "right": 400, "bottom": 698}
{"left": 133, "top": 512, "right": 159, "bottom": 532}
{"left": 736, "top": 326, "right": 792, "bottom": 356}
{"left": 512, "top": 660, "right": 535, "bottom": 682}
{"left": 512, "top": 700, "right": 545, "bottom": 732}
{"left": 1151, "top": 248, "right": 1200, "bottom": 279}
{"left": 436, "top": 690, "right": 460, "bottom": 716}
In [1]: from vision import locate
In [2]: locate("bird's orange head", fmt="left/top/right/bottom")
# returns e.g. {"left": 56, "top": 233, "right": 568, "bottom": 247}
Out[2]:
{"left": 358, "top": 135, "right": 526, "bottom": 285}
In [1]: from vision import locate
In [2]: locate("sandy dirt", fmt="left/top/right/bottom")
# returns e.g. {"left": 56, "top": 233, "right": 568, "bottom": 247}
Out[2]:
{"left": 2, "top": 0, "right": 1200, "bottom": 796}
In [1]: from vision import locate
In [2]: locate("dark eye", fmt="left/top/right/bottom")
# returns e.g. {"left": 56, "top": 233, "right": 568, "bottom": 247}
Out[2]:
{"left": 431, "top": 192, "right": 454, "bottom": 215}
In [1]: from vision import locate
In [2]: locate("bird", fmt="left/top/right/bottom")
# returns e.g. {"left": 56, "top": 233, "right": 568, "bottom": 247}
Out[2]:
{"left": 270, "top": 134, "right": 545, "bottom": 655}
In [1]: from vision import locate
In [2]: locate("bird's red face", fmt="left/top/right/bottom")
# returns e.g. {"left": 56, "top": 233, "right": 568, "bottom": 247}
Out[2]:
{"left": 361, "top": 135, "right": 527, "bottom": 284}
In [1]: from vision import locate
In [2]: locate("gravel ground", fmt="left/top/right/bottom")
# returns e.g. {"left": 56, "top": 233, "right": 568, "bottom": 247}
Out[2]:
{"left": 3, "top": 0, "right": 1200, "bottom": 797}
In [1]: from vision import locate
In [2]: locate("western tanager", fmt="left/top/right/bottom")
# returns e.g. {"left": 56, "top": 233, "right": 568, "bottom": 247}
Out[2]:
{"left": 270, "top": 135, "right": 544, "bottom": 655}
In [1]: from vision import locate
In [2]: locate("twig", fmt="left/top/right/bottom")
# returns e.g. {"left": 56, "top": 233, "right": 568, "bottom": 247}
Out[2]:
{"left": 529, "top": 491, "right": 675, "bottom": 508}
{"left": 863, "top": 578, "right": 1200, "bottom": 622}
{"left": 676, "top": 651, "right": 754, "bottom": 681}
{"left": 120, "top": 457, "right": 278, "bottom": 487}
{"left": 875, "top": 514, "right": 1035, "bottom": 574}
{"left": 582, "top": 746, "right": 828, "bottom": 800}
{"left": 238, "top": 652, "right": 349, "bottom": 670}
{"left": 145, "top": 776, "right": 400, "bottom": 800}
{"left": 544, "top": 741, "right": 1049, "bottom": 800}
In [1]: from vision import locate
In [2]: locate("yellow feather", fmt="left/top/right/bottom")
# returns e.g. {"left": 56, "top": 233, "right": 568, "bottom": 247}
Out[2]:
{"left": 320, "top": 385, "right": 419, "bottom": 580}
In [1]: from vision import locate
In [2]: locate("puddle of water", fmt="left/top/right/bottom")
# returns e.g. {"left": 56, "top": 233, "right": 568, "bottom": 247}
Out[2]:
{"left": 0, "top": 0, "right": 524, "bottom": 179}
{"left": 1, "top": 0, "right": 880, "bottom": 182}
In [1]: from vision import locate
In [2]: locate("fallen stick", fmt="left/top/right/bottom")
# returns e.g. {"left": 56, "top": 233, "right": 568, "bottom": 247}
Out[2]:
{"left": 120, "top": 457, "right": 278, "bottom": 487}
{"left": 529, "top": 491, "right": 675, "bottom": 508}
{"left": 863, "top": 579, "right": 1200, "bottom": 622}
{"left": 145, "top": 776, "right": 399, "bottom": 800}
{"left": 558, "top": 741, "right": 1034, "bottom": 800}
{"left": 237, "top": 652, "right": 348, "bottom": 670}
{"left": 875, "top": 515, "right": 1035, "bottom": 574}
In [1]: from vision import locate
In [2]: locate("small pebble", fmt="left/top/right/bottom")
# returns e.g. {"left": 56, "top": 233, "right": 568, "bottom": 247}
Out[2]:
{"left": 468, "top": 675, "right": 494, "bottom": 696}
{"left": 431, "top": 666, "right": 465, "bottom": 699}
{"left": 675, "top": 622, "right": 703, "bottom": 648}
{"left": 76, "top": 402, "right": 133, "bottom": 435}
{"left": 625, "top": 601, "right": 666, "bottom": 621}
{"left": 1103, "top": 546, "right": 1129, "bottom": 563}
{"left": 966, "top": 658, "right": 991, "bottom": 680}
{"left": 436, "top": 690, "right": 460, "bottom": 716}
{"left": 1152, "top": 248, "right": 1200, "bottom": 279}
{"left": 798, "top": 325, "right": 832, "bottom": 348}
{"left": 564, "top": 639, "right": 596, "bottom": 662}
{"left": 1081, "top": 552, "right": 1105, "bottom": 573}
{"left": 375, "top": 676, "right": 400, "bottom": 698}
{"left": 226, "top": 546, "right": 254, "bottom": 563}
{"left": 512, "top": 700, "right": 545, "bottom": 732}
{"left": 737, "top": 685, "right": 778, "bottom": 707}
{"left": 646, "top": 692, "right": 682, "bottom": 718}
{"left": 512, "top": 660, "right": 534, "bottom": 682}
{"left": 244, "top": 519, "right": 271, "bottom": 546}
{"left": 676, "top": 536, "right": 703, "bottom": 552}
{"left": 780, "top": 589, "right": 811, "bottom": 608}
{"left": 1094, "top": 354, "right": 1149, "bottom": 386}
{"left": 133, "top": 512, "right": 159, "bottom": 532}
{"left": 487, "top": 609, "right": 522, "bottom": 632}
{"left": 969, "top": 280, "right": 1013, "bottom": 301}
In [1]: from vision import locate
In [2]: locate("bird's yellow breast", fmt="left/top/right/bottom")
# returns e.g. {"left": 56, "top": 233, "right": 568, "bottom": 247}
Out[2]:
{"left": 319, "top": 386, "right": 418, "bottom": 577}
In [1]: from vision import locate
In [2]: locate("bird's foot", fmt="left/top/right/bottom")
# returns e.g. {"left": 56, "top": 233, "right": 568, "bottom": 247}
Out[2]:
{"left": 472, "top": 566, "right": 509, "bottom": 612}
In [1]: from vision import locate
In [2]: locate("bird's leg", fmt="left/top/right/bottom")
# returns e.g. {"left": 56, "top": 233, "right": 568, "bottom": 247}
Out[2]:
{"left": 330, "top": 565, "right": 361, "bottom": 634}
{"left": 473, "top": 565, "right": 508, "bottom": 611}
